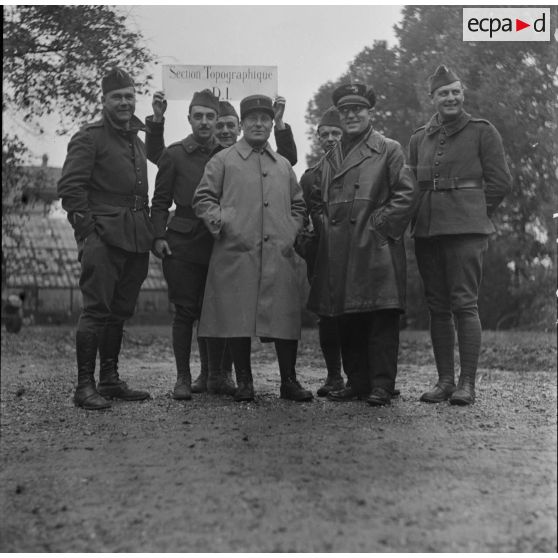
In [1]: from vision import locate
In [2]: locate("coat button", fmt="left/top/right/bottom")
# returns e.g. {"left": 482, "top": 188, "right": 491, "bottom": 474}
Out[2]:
{"left": 437, "top": 152, "right": 443, "bottom": 156}
{"left": 331, "top": 218, "right": 337, "bottom": 225}
{"left": 440, "top": 140, "right": 445, "bottom": 145}
{"left": 264, "top": 201, "right": 269, "bottom": 207}
{"left": 434, "top": 161, "right": 440, "bottom": 166}
{"left": 350, "top": 218, "right": 356, "bottom": 224}
{"left": 262, "top": 172, "right": 268, "bottom": 177}
{"left": 264, "top": 235, "right": 269, "bottom": 241}
{"left": 434, "top": 173, "right": 440, "bottom": 178}
{"left": 354, "top": 183, "right": 360, "bottom": 189}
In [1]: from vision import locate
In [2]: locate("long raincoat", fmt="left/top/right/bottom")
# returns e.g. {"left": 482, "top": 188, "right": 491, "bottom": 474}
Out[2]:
{"left": 193, "top": 137, "right": 306, "bottom": 340}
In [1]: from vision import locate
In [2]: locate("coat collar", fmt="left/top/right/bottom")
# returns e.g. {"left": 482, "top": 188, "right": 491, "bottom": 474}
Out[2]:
{"left": 103, "top": 112, "right": 145, "bottom": 134}
{"left": 235, "top": 137, "right": 278, "bottom": 161}
{"left": 181, "top": 134, "right": 218, "bottom": 154}
{"left": 425, "top": 110, "right": 472, "bottom": 137}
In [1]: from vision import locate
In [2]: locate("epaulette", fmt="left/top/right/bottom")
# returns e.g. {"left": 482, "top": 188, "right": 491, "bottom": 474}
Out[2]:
{"left": 167, "top": 140, "right": 184, "bottom": 149}
{"left": 412, "top": 124, "right": 427, "bottom": 134}
{"left": 470, "top": 117, "right": 491, "bottom": 126}
{"left": 82, "top": 118, "right": 104, "bottom": 131}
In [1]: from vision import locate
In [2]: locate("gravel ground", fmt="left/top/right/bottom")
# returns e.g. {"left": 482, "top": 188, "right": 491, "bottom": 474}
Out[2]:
{"left": 1, "top": 325, "right": 556, "bottom": 552}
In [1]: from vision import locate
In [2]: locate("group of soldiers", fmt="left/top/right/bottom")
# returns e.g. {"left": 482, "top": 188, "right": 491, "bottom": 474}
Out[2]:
{"left": 57, "top": 64, "right": 511, "bottom": 411}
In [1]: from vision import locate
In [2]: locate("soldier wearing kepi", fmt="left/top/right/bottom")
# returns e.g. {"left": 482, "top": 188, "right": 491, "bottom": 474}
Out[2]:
{"left": 150, "top": 89, "right": 237, "bottom": 401}
{"left": 298, "top": 106, "right": 345, "bottom": 397}
{"left": 58, "top": 68, "right": 155, "bottom": 410}
{"left": 193, "top": 94, "right": 312, "bottom": 403}
{"left": 308, "top": 83, "right": 416, "bottom": 406}
{"left": 409, "top": 65, "right": 512, "bottom": 405}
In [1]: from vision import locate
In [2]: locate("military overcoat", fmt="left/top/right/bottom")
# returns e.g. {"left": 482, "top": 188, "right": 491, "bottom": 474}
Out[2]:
{"left": 193, "top": 138, "right": 306, "bottom": 339}
{"left": 307, "top": 127, "right": 417, "bottom": 317}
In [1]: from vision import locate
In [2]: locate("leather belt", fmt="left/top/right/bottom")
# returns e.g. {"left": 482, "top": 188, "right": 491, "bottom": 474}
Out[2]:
{"left": 419, "top": 178, "right": 483, "bottom": 191}
{"left": 88, "top": 191, "right": 148, "bottom": 211}
{"left": 174, "top": 205, "right": 196, "bottom": 219}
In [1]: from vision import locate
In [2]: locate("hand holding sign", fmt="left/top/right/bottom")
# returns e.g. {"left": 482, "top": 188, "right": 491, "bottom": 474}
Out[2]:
{"left": 273, "top": 96, "right": 286, "bottom": 130}
{"left": 152, "top": 91, "right": 167, "bottom": 123}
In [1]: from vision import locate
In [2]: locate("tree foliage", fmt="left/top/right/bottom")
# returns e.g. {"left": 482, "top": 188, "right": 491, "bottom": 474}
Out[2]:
{"left": 306, "top": 6, "right": 557, "bottom": 330}
{"left": 3, "top": 5, "right": 155, "bottom": 134}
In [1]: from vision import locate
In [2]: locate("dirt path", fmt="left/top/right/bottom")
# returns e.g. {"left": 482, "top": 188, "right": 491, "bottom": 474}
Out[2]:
{"left": 1, "top": 327, "right": 556, "bottom": 552}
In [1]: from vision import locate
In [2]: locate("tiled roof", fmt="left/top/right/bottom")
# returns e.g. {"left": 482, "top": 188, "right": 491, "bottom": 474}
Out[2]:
{"left": 2, "top": 214, "right": 166, "bottom": 290}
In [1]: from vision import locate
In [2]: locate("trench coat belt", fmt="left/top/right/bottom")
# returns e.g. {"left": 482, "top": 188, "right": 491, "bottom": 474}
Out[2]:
{"left": 88, "top": 191, "right": 148, "bottom": 211}
{"left": 174, "top": 205, "right": 196, "bottom": 219}
{"left": 419, "top": 178, "right": 483, "bottom": 191}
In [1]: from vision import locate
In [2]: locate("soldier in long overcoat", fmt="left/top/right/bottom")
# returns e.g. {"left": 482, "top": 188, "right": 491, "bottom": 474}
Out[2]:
{"left": 193, "top": 94, "right": 312, "bottom": 403}
{"left": 409, "top": 65, "right": 511, "bottom": 405}
{"left": 57, "top": 68, "right": 156, "bottom": 410}
{"left": 308, "top": 83, "right": 417, "bottom": 406}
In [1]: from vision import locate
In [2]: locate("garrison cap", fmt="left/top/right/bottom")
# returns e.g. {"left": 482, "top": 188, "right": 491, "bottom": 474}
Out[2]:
{"left": 102, "top": 68, "right": 135, "bottom": 94}
{"left": 218, "top": 100, "right": 239, "bottom": 120}
{"left": 318, "top": 106, "right": 342, "bottom": 130}
{"left": 240, "top": 95, "right": 275, "bottom": 120}
{"left": 428, "top": 65, "right": 461, "bottom": 93}
{"left": 189, "top": 89, "right": 219, "bottom": 114}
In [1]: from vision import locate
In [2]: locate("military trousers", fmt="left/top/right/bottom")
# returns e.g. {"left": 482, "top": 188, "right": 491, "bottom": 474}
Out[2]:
{"left": 77, "top": 231, "right": 149, "bottom": 334}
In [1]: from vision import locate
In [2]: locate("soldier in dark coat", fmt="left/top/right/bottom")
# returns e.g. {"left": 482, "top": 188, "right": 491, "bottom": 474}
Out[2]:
{"left": 149, "top": 89, "right": 236, "bottom": 401}
{"left": 146, "top": 92, "right": 299, "bottom": 397}
{"left": 308, "top": 83, "right": 417, "bottom": 406}
{"left": 299, "top": 107, "right": 345, "bottom": 397}
{"left": 58, "top": 68, "right": 156, "bottom": 410}
{"left": 408, "top": 65, "right": 512, "bottom": 405}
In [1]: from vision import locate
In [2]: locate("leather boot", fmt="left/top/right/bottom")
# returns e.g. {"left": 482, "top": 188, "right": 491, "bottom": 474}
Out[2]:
{"left": 221, "top": 342, "right": 237, "bottom": 394}
{"left": 450, "top": 373, "right": 475, "bottom": 405}
{"left": 206, "top": 338, "right": 236, "bottom": 395}
{"left": 420, "top": 382, "right": 456, "bottom": 403}
{"left": 74, "top": 331, "right": 111, "bottom": 410}
{"left": 191, "top": 336, "right": 208, "bottom": 393}
{"left": 228, "top": 337, "right": 254, "bottom": 402}
{"left": 97, "top": 322, "right": 150, "bottom": 401}
{"left": 171, "top": 319, "right": 193, "bottom": 400}
{"left": 275, "top": 340, "right": 313, "bottom": 402}
{"left": 317, "top": 318, "right": 344, "bottom": 396}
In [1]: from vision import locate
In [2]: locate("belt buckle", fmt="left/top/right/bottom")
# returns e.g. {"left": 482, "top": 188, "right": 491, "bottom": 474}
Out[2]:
{"left": 132, "top": 195, "right": 144, "bottom": 212}
{"left": 432, "top": 178, "right": 439, "bottom": 191}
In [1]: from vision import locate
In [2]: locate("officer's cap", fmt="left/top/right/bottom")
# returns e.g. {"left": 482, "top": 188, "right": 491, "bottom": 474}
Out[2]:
{"left": 332, "top": 83, "right": 376, "bottom": 109}
{"left": 240, "top": 95, "right": 275, "bottom": 120}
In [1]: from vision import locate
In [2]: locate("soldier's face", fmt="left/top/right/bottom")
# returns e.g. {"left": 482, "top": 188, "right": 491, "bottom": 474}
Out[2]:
{"left": 338, "top": 104, "right": 372, "bottom": 137}
{"left": 102, "top": 86, "right": 136, "bottom": 125}
{"left": 215, "top": 115, "right": 240, "bottom": 147}
{"left": 432, "top": 81, "right": 464, "bottom": 121}
{"left": 317, "top": 125, "right": 343, "bottom": 152}
{"left": 241, "top": 111, "right": 273, "bottom": 147}
{"left": 188, "top": 106, "right": 218, "bottom": 143}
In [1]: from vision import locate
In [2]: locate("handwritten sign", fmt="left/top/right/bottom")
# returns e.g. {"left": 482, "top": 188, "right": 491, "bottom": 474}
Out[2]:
{"left": 163, "top": 65, "right": 278, "bottom": 101}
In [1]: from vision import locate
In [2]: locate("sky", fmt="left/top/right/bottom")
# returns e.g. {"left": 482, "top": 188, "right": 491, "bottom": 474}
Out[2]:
{"left": 7, "top": 4, "right": 405, "bottom": 190}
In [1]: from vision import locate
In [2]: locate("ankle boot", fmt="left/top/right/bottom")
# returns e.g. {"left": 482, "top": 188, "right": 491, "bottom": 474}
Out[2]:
{"left": 171, "top": 320, "right": 193, "bottom": 400}
{"left": 420, "top": 380, "right": 456, "bottom": 403}
{"left": 74, "top": 331, "right": 111, "bottom": 410}
{"left": 191, "top": 336, "right": 208, "bottom": 393}
{"left": 317, "top": 319, "right": 344, "bottom": 396}
{"left": 228, "top": 337, "right": 254, "bottom": 401}
{"left": 206, "top": 338, "right": 236, "bottom": 395}
{"left": 97, "top": 322, "right": 150, "bottom": 401}
{"left": 275, "top": 340, "right": 313, "bottom": 402}
{"left": 450, "top": 373, "right": 476, "bottom": 405}
{"left": 173, "top": 371, "right": 192, "bottom": 400}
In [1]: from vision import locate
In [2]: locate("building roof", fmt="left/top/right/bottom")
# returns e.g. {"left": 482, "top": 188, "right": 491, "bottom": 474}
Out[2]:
{"left": 2, "top": 214, "right": 166, "bottom": 290}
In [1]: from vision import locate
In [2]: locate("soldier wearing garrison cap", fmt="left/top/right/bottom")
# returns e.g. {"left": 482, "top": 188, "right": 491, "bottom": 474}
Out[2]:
{"left": 149, "top": 89, "right": 238, "bottom": 401}
{"left": 408, "top": 64, "right": 512, "bottom": 406}
{"left": 145, "top": 92, "right": 298, "bottom": 396}
{"left": 58, "top": 67, "right": 160, "bottom": 410}
{"left": 193, "top": 93, "right": 312, "bottom": 404}
{"left": 308, "top": 82, "right": 417, "bottom": 407}
{"left": 297, "top": 105, "right": 345, "bottom": 398}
